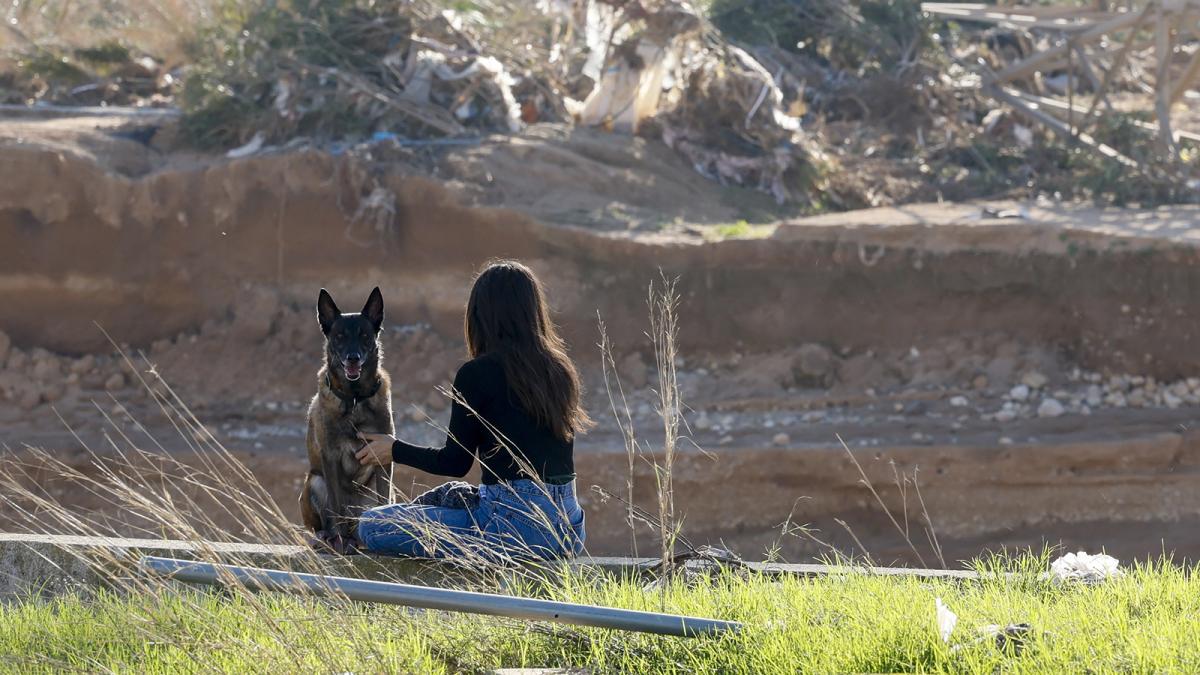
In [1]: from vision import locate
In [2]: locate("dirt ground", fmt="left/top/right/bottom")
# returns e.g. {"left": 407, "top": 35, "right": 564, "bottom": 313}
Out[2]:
{"left": 2, "top": 113, "right": 1200, "bottom": 565}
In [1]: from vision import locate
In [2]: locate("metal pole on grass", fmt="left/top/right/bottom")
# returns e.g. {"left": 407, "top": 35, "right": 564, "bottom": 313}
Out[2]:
{"left": 140, "top": 556, "right": 741, "bottom": 638}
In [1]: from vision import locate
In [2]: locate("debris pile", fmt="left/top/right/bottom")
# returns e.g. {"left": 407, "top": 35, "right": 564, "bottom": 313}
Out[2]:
{"left": 0, "top": 42, "right": 175, "bottom": 107}
{"left": 175, "top": 0, "right": 821, "bottom": 204}
{"left": 2, "top": 1, "right": 1196, "bottom": 208}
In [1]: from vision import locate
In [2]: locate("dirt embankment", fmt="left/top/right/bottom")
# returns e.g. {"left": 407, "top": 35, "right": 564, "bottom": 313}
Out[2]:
{"left": 3, "top": 117, "right": 1200, "bottom": 564}
{"left": 3, "top": 122, "right": 1200, "bottom": 376}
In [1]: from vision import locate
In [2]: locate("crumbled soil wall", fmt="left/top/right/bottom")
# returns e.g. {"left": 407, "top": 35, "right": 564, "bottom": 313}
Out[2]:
{"left": 3, "top": 143, "right": 1200, "bottom": 380}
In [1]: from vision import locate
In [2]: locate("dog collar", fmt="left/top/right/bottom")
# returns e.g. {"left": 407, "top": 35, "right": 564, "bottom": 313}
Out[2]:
{"left": 326, "top": 372, "right": 381, "bottom": 415}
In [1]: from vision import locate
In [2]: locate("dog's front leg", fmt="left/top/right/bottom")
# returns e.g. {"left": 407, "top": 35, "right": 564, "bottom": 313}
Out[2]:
{"left": 319, "top": 452, "right": 353, "bottom": 548}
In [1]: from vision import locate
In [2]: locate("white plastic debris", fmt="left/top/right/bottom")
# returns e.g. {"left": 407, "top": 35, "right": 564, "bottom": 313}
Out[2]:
{"left": 1050, "top": 551, "right": 1123, "bottom": 585}
{"left": 935, "top": 597, "right": 957, "bottom": 644}
{"left": 226, "top": 132, "right": 266, "bottom": 159}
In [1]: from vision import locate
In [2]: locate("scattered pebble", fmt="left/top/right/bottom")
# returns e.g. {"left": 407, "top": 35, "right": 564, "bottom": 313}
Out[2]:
{"left": 771, "top": 432, "right": 790, "bottom": 446}
{"left": 104, "top": 372, "right": 126, "bottom": 392}
{"left": 1021, "top": 371, "right": 1048, "bottom": 389}
{"left": 1009, "top": 384, "right": 1030, "bottom": 401}
{"left": 949, "top": 395, "right": 969, "bottom": 407}
{"left": 1037, "top": 398, "right": 1065, "bottom": 418}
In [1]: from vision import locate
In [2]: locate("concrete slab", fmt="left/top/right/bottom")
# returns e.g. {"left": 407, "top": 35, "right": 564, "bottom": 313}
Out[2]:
{"left": 0, "top": 533, "right": 978, "bottom": 600}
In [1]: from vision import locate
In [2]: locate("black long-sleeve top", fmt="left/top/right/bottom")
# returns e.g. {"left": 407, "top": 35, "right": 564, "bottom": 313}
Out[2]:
{"left": 391, "top": 353, "right": 575, "bottom": 485}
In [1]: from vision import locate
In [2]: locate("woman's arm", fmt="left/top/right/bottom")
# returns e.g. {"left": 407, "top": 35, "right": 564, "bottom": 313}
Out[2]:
{"left": 357, "top": 362, "right": 490, "bottom": 478}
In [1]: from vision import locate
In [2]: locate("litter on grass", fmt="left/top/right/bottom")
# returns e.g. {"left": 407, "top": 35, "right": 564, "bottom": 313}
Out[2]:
{"left": 1050, "top": 551, "right": 1123, "bottom": 585}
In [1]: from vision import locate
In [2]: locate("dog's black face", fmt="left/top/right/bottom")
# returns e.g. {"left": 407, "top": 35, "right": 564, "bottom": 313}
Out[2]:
{"left": 317, "top": 287, "right": 384, "bottom": 382}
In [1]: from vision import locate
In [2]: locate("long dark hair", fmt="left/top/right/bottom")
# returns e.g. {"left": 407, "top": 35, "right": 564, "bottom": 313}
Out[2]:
{"left": 464, "top": 260, "right": 590, "bottom": 441}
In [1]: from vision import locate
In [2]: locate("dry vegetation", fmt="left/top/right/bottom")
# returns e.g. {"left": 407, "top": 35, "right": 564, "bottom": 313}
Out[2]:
{"left": 4, "top": 1, "right": 1196, "bottom": 211}
{"left": 3, "top": 286, "right": 1199, "bottom": 672}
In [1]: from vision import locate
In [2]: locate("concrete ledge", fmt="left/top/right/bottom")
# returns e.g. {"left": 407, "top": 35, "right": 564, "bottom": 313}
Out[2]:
{"left": 0, "top": 533, "right": 977, "bottom": 599}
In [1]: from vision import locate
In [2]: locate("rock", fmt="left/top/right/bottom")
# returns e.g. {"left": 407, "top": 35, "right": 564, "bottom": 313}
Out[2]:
{"left": 718, "top": 435, "right": 733, "bottom": 445}
{"left": 694, "top": 414, "right": 713, "bottom": 431}
{"left": 618, "top": 352, "right": 649, "bottom": 390}
{"left": 995, "top": 409, "right": 1017, "bottom": 423}
{"left": 972, "top": 374, "right": 989, "bottom": 390}
{"left": 838, "top": 352, "right": 885, "bottom": 389}
{"left": 32, "top": 356, "right": 62, "bottom": 382}
{"left": 1009, "top": 384, "right": 1030, "bottom": 402}
{"left": 1189, "top": 377, "right": 1200, "bottom": 393}
{"left": 999, "top": 436, "right": 1014, "bottom": 445}
{"left": 1163, "top": 392, "right": 1183, "bottom": 409}
{"left": 949, "top": 395, "right": 969, "bottom": 407}
{"left": 70, "top": 354, "right": 96, "bottom": 375}
{"left": 0, "top": 330, "right": 9, "bottom": 365}
{"left": 18, "top": 387, "right": 42, "bottom": 411}
{"left": 792, "top": 343, "right": 838, "bottom": 387}
{"left": 1105, "top": 392, "right": 1128, "bottom": 408}
{"left": 985, "top": 357, "right": 1017, "bottom": 384}
{"left": 104, "top": 372, "right": 126, "bottom": 392}
{"left": 42, "top": 382, "right": 66, "bottom": 403}
{"left": 232, "top": 288, "right": 281, "bottom": 341}
{"left": 771, "top": 432, "right": 790, "bottom": 446}
{"left": 1021, "top": 371, "right": 1049, "bottom": 389}
{"left": 1085, "top": 385, "right": 1103, "bottom": 407}
{"left": 1037, "top": 398, "right": 1065, "bottom": 418}
{"left": 1127, "top": 389, "right": 1147, "bottom": 407}
{"left": 7, "top": 349, "right": 27, "bottom": 371}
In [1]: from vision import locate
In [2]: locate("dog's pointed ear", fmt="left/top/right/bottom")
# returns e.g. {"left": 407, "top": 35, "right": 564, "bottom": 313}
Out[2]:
{"left": 317, "top": 289, "right": 341, "bottom": 335}
{"left": 361, "top": 287, "right": 384, "bottom": 333}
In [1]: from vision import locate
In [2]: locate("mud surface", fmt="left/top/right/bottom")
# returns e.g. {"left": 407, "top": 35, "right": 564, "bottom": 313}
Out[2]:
{"left": 2, "top": 114, "right": 1200, "bottom": 565}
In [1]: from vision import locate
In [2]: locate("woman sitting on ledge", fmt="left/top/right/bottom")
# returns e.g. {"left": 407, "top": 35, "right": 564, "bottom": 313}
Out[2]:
{"left": 355, "top": 260, "right": 589, "bottom": 561}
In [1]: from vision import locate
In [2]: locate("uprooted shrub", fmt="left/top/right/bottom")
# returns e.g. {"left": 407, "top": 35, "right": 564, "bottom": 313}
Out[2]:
{"left": 180, "top": 0, "right": 554, "bottom": 149}
{"left": 708, "top": 0, "right": 932, "bottom": 75}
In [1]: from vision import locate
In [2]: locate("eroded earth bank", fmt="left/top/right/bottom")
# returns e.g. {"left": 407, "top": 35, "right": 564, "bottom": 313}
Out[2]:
{"left": 3, "top": 115, "right": 1200, "bottom": 565}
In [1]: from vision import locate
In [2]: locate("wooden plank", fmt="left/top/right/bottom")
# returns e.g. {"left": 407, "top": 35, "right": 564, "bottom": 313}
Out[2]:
{"left": 0, "top": 103, "right": 182, "bottom": 119}
{"left": 1082, "top": 4, "right": 1153, "bottom": 124}
{"left": 989, "top": 85, "right": 1141, "bottom": 170}
{"left": 923, "top": 3, "right": 1121, "bottom": 30}
{"left": 1154, "top": 5, "right": 1179, "bottom": 157}
{"left": 1169, "top": 43, "right": 1200, "bottom": 104}
{"left": 925, "top": 3, "right": 1118, "bottom": 20}
{"left": 991, "top": 10, "right": 1146, "bottom": 83}
{"left": 1011, "top": 89, "right": 1200, "bottom": 144}
{"left": 1073, "top": 44, "right": 1105, "bottom": 94}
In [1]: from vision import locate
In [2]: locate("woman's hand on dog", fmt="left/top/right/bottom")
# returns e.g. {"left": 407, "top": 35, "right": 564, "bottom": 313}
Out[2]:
{"left": 356, "top": 432, "right": 395, "bottom": 466}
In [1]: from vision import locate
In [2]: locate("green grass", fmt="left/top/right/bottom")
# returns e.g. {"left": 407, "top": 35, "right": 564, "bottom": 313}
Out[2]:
{"left": 710, "top": 220, "right": 775, "bottom": 240}
{"left": 4, "top": 556, "right": 1200, "bottom": 673}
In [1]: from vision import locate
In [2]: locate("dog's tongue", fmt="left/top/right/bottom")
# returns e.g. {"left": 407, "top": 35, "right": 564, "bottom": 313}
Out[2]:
{"left": 344, "top": 362, "right": 362, "bottom": 380}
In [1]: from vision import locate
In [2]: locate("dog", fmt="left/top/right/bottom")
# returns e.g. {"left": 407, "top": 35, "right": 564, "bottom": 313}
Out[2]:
{"left": 299, "top": 287, "right": 394, "bottom": 553}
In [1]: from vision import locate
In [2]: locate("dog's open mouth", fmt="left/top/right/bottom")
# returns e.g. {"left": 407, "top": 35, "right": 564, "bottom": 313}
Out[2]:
{"left": 343, "top": 361, "right": 363, "bottom": 381}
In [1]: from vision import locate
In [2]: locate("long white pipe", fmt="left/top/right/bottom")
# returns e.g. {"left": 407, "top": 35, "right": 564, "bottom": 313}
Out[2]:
{"left": 139, "top": 556, "right": 742, "bottom": 638}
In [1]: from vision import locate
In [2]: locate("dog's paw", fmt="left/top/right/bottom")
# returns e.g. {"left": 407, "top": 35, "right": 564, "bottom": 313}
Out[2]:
{"left": 342, "top": 536, "right": 364, "bottom": 556}
{"left": 307, "top": 530, "right": 341, "bottom": 555}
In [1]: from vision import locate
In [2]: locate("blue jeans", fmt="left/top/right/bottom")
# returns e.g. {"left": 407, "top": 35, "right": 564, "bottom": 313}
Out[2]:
{"left": 358, "top": 479, "right": 585, "bottom": 561}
